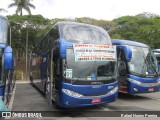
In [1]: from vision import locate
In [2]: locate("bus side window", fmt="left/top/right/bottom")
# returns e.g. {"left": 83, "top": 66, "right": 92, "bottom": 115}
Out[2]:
{"left": 31, "top": 53, "right": 36, "bottom": 66}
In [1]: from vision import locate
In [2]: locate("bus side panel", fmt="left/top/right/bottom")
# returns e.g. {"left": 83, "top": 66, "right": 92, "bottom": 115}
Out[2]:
{"left": 30, "top": 52, "right": 48, "bottom": 94}
{"left": 30, "top": 54, "right": 41, "bottom": 81}
{"left": 0, "top": 86, "right": 5, "bottom": 96}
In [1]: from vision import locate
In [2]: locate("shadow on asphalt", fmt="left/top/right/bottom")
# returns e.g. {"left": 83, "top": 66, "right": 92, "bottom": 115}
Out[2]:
{"left": 30, "top": 82, "right": 104, "bottom": 111}
{"left": 31, "top": 82, "right": 151, "bottom": 112}
{"left": 118, "top": 92, "right": 150, "bottom": 100}
{"left": 12, "top": 83, "right": 159, "bottom": 117}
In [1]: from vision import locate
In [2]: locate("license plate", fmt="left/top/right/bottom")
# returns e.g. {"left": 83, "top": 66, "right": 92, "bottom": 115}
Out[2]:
{"left": 148, "top": 88, "right": 154, "bottom": 92}
{"left": 92, "top": 98, "right": 101, "bottom": 103}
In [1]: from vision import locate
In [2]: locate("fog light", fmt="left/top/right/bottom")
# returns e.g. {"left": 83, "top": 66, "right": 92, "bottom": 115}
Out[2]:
{"left": 133, "top": 88, "right": 138, "bottom": 91}
{"left": 65, "top": 101, "right": 69, "bottom": 105}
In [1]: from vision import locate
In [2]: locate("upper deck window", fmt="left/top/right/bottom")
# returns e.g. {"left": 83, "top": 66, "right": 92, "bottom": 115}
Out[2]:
{"left": 58, "top": 22, "right": 111, "bottom": 45}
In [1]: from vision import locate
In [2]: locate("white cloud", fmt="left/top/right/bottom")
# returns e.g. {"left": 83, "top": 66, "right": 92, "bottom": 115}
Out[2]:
{"left": 0, "top": 0, "right": 160, "bottom": 20}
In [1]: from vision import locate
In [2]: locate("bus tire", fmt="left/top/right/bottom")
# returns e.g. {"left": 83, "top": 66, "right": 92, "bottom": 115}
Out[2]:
{"left": 30, "top": 75, "right": 33, "bottom": 85}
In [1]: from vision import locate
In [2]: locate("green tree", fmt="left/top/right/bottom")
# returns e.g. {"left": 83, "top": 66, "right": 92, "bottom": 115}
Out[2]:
{"left": 76, "top": 17, "right": 114, "bottom": 31}
{"left": 8, "top": 0, "right": 35, "bottom": 16}
{"left": 7, "top": 15, "right": 51, "bottom": 59}
{"left": 109, "top": 12, "right": 160, "bottom": 49}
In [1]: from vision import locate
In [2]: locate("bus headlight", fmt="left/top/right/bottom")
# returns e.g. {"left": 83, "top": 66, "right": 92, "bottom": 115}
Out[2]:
{"left": 62, "top": 89, "right": 83, "bottom": 98}
{"left": 107, "top": 86, "right": 118, "bottom": 96}
{"left": 128, "top": 78, "right": 141, "bottom": 85}
{"left": 157, "top": 78, "right": 160, "bottom": 84}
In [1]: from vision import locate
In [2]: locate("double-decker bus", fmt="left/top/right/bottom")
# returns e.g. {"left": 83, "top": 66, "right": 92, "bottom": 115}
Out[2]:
{"left": 112, "top": 39, "right": 160, "bottom": 94}
{"left": 0, "top": 15, "right": 14, "bottom": 110}
{"left": 153, "top": 49, "right": 160, "bottom": 70}
{"left": 29, "top": 21, "right": 118, "bottom": 108}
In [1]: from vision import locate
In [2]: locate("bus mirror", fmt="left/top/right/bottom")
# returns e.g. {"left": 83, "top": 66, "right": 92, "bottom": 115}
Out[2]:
{"left": 117, "top": 46, "right": 132, "bottom": 62}
{"left": 4, "top": 46, "right": 13, "bottom": 70}
{"left": 125, "top": 47, "right": 132, "bottom": 62}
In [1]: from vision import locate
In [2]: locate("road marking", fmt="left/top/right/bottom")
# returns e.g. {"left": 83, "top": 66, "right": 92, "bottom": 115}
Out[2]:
{"left": 16, "top": 80, "right": 31, "bottom": 84}
{"left": 16, "top": 80, "right": 42, "bottom": 84}
{"left": 135, "top": 94, "right": 160, "bottom": 101}
{"left": 147, "top": 97, "right": 160, "bottom": 101}
{"left": 97, "top": 105, "right": 112, "bottom": 111}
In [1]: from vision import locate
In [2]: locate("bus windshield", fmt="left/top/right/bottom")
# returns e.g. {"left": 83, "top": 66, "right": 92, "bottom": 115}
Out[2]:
{"left": 64, "top": 48, "right": 117, "bottom": 80}
{"left": 154, "top": 53, "right": 160, "bottom": 64}
{"left": 0, "top": 18, "right": 8, "bottom": 44}
{"left": 128, "top": 46, "right": 158, "bottom": 76}
{"left": 59, "top": 22, "right": 111, "bottom": 45}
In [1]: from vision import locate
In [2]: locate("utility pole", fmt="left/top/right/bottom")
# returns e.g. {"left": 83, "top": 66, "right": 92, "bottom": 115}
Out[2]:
{"left": 25, "top": 21, "right": 29, "bottom": 80}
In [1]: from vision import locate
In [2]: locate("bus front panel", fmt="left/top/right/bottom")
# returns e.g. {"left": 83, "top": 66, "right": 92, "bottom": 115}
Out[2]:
{"left": 127, "top": 75, "right": 160, "bottom": 94}
{"left": 55, "top": 81, "right": 118, "bottom": 108}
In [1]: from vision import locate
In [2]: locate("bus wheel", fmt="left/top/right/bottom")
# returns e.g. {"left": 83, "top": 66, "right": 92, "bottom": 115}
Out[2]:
{"left": 30, "top": 75, "right": 33, "bottom": 85}
{"left": 52, "top": 99, "right": 57, "bottom": 107}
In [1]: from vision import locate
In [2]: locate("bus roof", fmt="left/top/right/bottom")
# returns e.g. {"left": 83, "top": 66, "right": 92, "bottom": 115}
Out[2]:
{"left": 55, "top": 21, "right": 102, "bottom": 29}
{"left": 0, "top": 15, "right": 8, "bottom": 21}
{"left": 112, "top": 39, "right": 148, "bottom": 47}
{"left": 54, "top": 21, "right": 111, "bottom": 45}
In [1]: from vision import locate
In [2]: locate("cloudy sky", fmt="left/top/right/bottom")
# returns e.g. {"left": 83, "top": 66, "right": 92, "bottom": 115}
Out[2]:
{"left": 0, "top": 0, "right": 160, "bottom": 20}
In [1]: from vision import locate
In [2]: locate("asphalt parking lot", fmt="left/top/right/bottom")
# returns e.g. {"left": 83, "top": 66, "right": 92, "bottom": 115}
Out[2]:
{"left": 5, "top": 81, "right": 160, "bottom": 120}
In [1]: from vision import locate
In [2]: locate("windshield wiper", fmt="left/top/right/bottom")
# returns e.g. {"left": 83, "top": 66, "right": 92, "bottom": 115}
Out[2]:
{"left": 143, "top": 54, "right": 158, "bottom": 76}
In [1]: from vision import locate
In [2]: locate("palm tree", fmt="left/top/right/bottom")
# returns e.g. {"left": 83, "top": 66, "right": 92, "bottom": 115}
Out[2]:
{"left": 8, "top": 0, "right": 35, "bottom": 16}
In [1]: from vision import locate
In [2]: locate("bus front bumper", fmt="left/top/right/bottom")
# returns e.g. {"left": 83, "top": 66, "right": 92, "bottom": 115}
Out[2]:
{"left": 128, "top": 78, "right": 160, "bottom": 94}
{"left": 57, "top": 89, "right": 118, "bottom": 108}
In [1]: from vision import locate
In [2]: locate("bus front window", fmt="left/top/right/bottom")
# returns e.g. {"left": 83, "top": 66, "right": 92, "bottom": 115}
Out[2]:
{"left": 154, "top": 53, "right": 160, "bottom": 64}
{"left": 64, "top": 48, "right": 117, "bottom": 80}
{"left": 128, "top": 46, "right": 158, "bottom": 76}
{"left": 59, "top": 23, "right": 111, "bottom": 45}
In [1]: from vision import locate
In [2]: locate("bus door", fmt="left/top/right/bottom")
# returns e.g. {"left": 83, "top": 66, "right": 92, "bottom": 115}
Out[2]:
{"left": 45, "top": 50, "right": 52, "bottom": 106}
{"left": 117, "top": 48, "right": 128, "bottom": 93}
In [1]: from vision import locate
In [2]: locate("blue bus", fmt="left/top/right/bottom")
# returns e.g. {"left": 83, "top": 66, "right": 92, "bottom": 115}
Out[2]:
{"left": 112, "top": 39, "right": 160, "bottom": 94}
{"left": 29, "top": 21, "right": 118, "bottom": 108}
{"left": 153, "top": 49, "right": 160, "bottom": 70}
{"left": 0, "top": 15, "right": 14, "bottom": 110}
